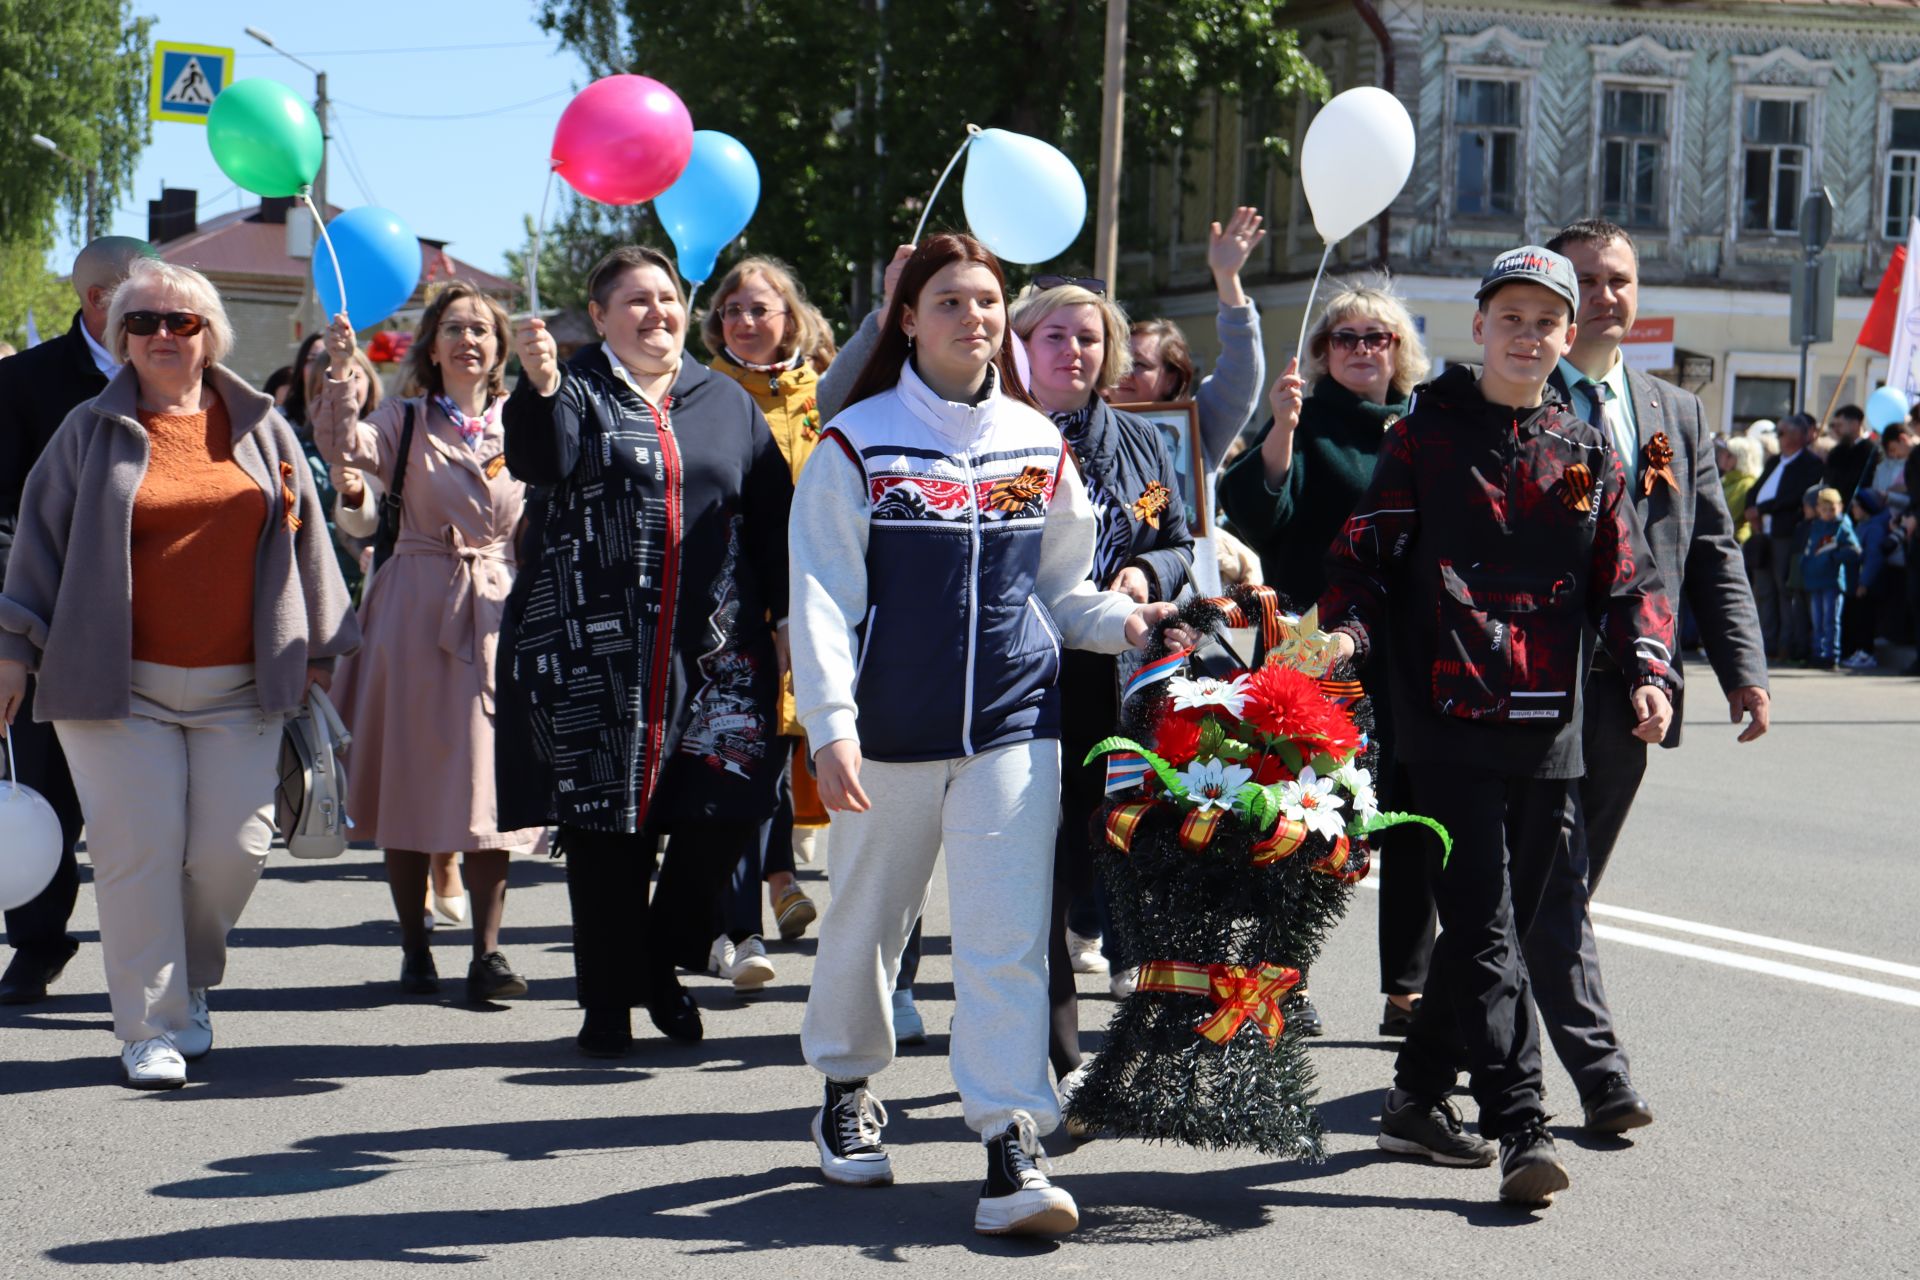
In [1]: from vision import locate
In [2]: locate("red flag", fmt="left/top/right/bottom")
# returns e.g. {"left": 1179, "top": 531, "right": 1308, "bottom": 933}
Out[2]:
{"left": 1859, "top": 246, "right": 1906, "bottom": 354}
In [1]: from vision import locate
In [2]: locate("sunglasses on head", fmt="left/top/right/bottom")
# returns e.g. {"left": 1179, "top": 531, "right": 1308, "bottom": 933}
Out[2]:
{"left": 122, "top": 310, "right": 205, "bottom": 338}
{"left": 1328, "top": 329, "right": 1397, "bottom": 354}
{"left": 1033, "top": 274, "right": 1107, "bottom": 296}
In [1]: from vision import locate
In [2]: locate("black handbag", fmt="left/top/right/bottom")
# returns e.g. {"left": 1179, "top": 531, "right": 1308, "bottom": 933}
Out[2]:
{"left": 370, "top": 401, "right": 417, "bottom": 572}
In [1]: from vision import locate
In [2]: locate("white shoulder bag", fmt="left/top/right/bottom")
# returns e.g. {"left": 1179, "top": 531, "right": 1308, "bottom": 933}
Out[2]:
{"left": 274, "top": 685, "right": 353, "bottom": 859}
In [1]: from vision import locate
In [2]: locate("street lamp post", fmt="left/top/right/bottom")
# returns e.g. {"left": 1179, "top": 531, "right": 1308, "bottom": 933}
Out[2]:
{"left": 31, "top": 132, "right": 101, "bottom": 241}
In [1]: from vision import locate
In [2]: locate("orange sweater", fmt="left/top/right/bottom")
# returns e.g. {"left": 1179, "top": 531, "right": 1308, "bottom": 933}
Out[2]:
{"left": 131, "top": 400, "right": 266, "bottom": 666}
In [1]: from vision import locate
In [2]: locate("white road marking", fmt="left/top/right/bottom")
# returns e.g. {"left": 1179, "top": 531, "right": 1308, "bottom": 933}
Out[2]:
{"left": 1355, "top": 874, "right": 1920, "bottom": 1003}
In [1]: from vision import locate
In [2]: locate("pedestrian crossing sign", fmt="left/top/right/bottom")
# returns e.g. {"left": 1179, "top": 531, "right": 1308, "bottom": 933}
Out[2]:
{"left": 150, "top": 42, "right": 232, "bottom": 125}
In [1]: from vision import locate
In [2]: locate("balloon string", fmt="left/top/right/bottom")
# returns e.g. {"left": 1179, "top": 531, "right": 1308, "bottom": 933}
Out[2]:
{"left": 1294, "top": 241, "right": 1334, "bottom": 360}
{"left": 303, "top": 192, "right": 349, "bottom": 324}
{"left": 911, "top": 124, "right": 982, "bottom": 247}
{"left": 529, "top": 168, "right": 557, "bottom": 315}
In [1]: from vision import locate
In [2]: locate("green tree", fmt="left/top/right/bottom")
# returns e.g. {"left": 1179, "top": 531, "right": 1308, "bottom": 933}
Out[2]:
{"left": 528, "top": 0, "right": 1321, "bottom": 332}
{"left": 0, "top": 240, "right": 73, "bottom": 351}
{"left": 0, "top": 0, "right": 152, "bottom": 344}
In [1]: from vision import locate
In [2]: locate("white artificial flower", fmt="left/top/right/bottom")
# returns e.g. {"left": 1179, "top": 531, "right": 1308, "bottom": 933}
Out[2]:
{"left": 1179, "top": 757, "right": 1254, "bottom": 812}
{"left": 1168, "top": 673, "right": 1252, "bottom": 719}
{"left": 1332, "top": 760, "right": 1380, "bottom": 822}
{"left": 1277, "top": 765, "right": 1347, "bottom": 840}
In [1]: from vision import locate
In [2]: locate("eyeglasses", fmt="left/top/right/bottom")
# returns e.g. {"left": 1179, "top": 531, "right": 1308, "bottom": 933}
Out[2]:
{"left": 122, "top": 310, "right": 205, "bottom": 338}
{"left": 438, "top": 322, "right": 495, "bottom": 341}
{"left": 1033, "top": 275, "right": 1107, "bottom": 296}
{"left": 1328, "top": 329, "right": 1398, "bottom": 354}
{"left": 722, "top": 303, "right": 787, "bottom": 323}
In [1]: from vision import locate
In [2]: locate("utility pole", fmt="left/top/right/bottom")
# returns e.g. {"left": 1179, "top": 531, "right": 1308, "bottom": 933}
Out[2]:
{"left": 1093, "top": 0, "right": 1128, "bottom": 288}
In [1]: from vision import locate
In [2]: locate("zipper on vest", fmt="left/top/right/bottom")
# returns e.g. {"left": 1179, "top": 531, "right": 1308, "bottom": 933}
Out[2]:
{"left": 960, "top": 443, "right": 982, "bottom": 756}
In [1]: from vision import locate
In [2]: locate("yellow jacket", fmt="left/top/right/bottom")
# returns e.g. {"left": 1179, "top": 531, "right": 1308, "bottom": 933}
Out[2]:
{"left": 707, "top": 355, "right": 823, "bottom": 483}
{"left": 709, "top": 354, "right": 824, "bottom": 737}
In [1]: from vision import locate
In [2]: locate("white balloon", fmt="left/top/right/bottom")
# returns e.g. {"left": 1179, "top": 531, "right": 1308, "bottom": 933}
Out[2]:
{"left": 962, "top": 128, "right": 1087, "bottom": 265}
{"left": 0, "top": 776, "right": 61, "bottom": 913}
{"left": 1299, "top": 87, "right": 1416, "bottom": 245}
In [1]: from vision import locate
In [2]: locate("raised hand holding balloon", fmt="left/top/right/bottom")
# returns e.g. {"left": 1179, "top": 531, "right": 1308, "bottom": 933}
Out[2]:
{"left": 653, "top": 130, "right": 761, "bottom": 288}
{"left": 207, "top": 78, "right": 349, "bottom": 321}
{"left": 1293, "top": 87, "right": 1416, "bottom": 354}
{"left": 531, "top": 75, "right": 694, "bottom": 312}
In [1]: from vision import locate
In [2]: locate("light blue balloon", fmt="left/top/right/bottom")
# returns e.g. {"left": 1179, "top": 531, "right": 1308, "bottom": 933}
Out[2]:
{"left": 961, "top": 128, "right": 1086, "bottom": 265}
{"left": 1866, "top": 384, "right": 1912, "bottom": 432}
{"left": 653, "top": 130, "right": 761, "bottom": 286}
{"left": 313, "top": 206, "right": 423, "bottom": 328}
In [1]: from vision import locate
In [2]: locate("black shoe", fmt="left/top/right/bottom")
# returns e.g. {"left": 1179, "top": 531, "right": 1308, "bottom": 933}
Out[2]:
{"left": 576, "top": 1007, "right": 633, "bottom": 1058}
{"left": 1284, "top": 990, "right": 1325, "bottom": 1038}
{"left": 1379, "top": 996, "right": 1421, "bottom": 1037}
{"left": 646, "top": 982, "right": 703, "bottom": 1043}
{"left": 1377, "top": 1088, "right": 1496, "bottom": 1167}
{"left": 975, "top": 1114, "right": 1078, "bottom": 1235}
{"left": 813, "top": 1077, "right": 893, "bottom": 1186}
{"left": 0, "top": 945, "right": 76, "bottom": 1005}
{"left": 399, "top": 948, "right": 440, "bottom": 995}
{"left": 1581, "top": 1072, "right": 1653, "bottom": 1134}
{"left": 466, "top": 951, "right": 528, "bottom": 1003}
{"left": 1498, "top": 1119, "right": 1570, "bottom": 1205}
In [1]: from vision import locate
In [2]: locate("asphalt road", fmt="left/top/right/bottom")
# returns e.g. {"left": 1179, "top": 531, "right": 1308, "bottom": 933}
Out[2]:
{"left": 2, "top": 664, "right": 1916, "bottom": 1278}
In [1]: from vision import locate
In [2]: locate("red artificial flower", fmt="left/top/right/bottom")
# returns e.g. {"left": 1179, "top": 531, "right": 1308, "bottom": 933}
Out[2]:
{"left": 1249, "top": 752, "right": 1293, "bottom": 786}
{"left": 1239, "top": 664, "right": 1329, "bottom": 742}
{"left": 1153, "top": 712, "right": 1204, "bottom": 767}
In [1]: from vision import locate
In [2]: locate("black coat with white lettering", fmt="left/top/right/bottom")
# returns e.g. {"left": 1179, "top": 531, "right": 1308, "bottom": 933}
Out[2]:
{"left": 496, "top": 347, "right": 793, "bottom": 834}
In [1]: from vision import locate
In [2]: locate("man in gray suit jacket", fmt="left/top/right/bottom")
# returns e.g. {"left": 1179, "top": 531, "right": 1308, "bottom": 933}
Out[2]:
{"left": 1534, "top": 220, "right": 1771, "bottom": 1132}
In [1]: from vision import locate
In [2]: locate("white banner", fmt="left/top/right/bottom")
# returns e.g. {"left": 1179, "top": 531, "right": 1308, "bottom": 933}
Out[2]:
{"left": 1888, "top": 218, "right": 1920, "bottom": 397}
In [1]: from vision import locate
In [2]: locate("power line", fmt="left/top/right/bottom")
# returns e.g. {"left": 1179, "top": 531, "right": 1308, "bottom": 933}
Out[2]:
{"left": 236, "top": 40, "right": 552, "bottom": 58}
{"left": 333, "top": 88, "right": 570, "bottom": 121}
{"left": 325, "top": 105, "right": 381, "bottom": 207}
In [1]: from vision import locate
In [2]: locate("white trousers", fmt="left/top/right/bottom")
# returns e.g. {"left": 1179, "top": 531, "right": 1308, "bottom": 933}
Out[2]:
{"left": 55, "top": 662, "right": 283, "bottom": 1042}
{"left": 801, "top": 738, "right": 1061, "bottom": 1137}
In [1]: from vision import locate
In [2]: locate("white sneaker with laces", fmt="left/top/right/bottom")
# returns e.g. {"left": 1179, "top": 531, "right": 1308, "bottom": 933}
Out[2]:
{"left": 814, "top": 1078, "right": 893, "bottom": 1186}
{"left": 122, "top": 1036, "right": 187, "bottom": 1090}
{"left": 172, "top": 988, "right": 213, "bottom": 1060}
{"left": 1109, "top": 966, "right": 1138, "bottom": 999}
{"left": 708, "top": 934, "right": 736, "bottom": 977}
{"left": 975, "top": 1111, "right": 1078, "bottom": 1235}
{"left": 728, "top": 936, "right": 777, "bottom": 991}
{"left": 1066, "top": 929, "right": 1109, "bottom": 975}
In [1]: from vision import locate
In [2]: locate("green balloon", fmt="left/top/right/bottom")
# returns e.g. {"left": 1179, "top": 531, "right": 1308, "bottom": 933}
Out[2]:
{"left": 206, "top": 78, "right": 323, "bottom": 198}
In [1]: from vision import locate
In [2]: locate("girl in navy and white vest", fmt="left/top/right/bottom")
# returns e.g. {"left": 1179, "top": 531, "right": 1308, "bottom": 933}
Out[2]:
{"left": 789, "top": 234, "right": 1183, "bottom": 1238}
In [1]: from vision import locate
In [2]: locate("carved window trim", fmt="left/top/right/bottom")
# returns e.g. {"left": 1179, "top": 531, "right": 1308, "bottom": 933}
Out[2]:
{"left": 1441, "top": 26, "right": 1543, "bottom": 234}
{"left": 1588, "top": 75, "right": 1683, "bottom": 234}
{"left": 1729, "top": 85, "right": 1822, "bottom": 245}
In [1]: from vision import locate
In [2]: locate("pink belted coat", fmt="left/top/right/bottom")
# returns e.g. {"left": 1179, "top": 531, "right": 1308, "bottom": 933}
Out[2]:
{"left": 313, "top": 391, "right": 530, "bottom": 851}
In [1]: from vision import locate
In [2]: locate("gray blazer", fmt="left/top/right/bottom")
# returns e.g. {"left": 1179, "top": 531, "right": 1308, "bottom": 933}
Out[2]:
{"left": 1550, "top": 363, "right": 1768, "bottom": 747}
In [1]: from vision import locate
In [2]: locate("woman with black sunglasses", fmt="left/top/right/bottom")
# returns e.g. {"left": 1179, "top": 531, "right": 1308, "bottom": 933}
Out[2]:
{"left": 1218, "top": 282, "right": 1436, "bottom": 1040}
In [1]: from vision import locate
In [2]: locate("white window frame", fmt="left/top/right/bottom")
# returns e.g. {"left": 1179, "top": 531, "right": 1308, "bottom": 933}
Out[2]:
{"left": 1446, "top": 70, "right": 1530, "bottom": 223}
{"left": 1734, "top": 90, "right": 1818, "bottom": 239}
{"left": 1880, "top": 96, "right": 1920, "bottom": 242}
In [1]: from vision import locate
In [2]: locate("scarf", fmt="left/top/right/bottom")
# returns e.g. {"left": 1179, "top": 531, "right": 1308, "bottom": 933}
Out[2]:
{"left": 434, "top": 394, "right": 501, "bottom": 451}
{"left": 723, "top": 346, "right": 804, "bottom": 375}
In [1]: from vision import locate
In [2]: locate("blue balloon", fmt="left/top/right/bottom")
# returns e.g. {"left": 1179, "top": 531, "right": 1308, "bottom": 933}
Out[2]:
{"left": 653, "top": 130, "right": 760, "bottom": 286}
{"left": 313, "top": 206, "right": 423, "bottom": 328}
{"left": 1866, "top": 384, "right": 1912, "bottom": 432}
{"left": 961, "top": 128, "right": 1086, "bottom": 265}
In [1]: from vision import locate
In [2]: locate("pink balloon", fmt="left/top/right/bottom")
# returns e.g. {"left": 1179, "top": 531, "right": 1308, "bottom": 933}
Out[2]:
{"left": 550, "top": 75, "right": 693, "bottom": 206}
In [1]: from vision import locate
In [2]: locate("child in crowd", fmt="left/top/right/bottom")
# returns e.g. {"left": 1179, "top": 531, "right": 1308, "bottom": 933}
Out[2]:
{"left": 788, "top": 232, "right": 1185, "bottom": 1237}
{"left": 1318, "top": 245, "right": 1677, "bottom": 1207}
{"left": 1801, "top": 486, "right": 1861, "bottom": 670}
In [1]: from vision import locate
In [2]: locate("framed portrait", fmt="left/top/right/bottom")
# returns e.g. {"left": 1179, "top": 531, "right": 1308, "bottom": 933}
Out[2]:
{"left": 1111, "top": 400, "right": 1208, "bottom": 535}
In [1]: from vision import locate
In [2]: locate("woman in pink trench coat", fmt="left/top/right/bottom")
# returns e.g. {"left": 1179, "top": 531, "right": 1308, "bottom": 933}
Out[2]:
{"left": 315, "top": 282, "right": 532, "bottom": 1004}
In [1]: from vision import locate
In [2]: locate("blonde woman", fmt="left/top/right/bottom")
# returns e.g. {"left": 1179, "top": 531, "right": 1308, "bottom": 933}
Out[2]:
{"left": 1009, "top": 279, "right": 1194, "bottom": 1097}
{"left": 0, "top": 258, "right": 359, "bottom": 1087}
{"left": 1218, "top": 279, "right": 1434, "bottom": 1039}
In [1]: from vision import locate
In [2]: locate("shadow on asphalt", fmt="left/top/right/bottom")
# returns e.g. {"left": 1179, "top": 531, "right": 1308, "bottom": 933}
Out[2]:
{"left": 42, "top": 1107, "right": 1527, "bottom": 1266}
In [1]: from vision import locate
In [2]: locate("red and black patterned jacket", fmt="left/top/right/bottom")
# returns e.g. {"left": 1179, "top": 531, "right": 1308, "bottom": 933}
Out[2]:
{"left": 1316, "top": 363, "right": 1677, "bottom": 779}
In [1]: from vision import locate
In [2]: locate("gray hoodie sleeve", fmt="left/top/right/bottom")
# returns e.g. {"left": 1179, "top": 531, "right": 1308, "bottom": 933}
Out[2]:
{"left": 816, "top": 310, "right": 883, "bottom": 424}
{"left": 1194, "top": 299, "right": 1266, "bottom": 473}
{"left": 789, "top": 440, "right": 872, "bottom": 752}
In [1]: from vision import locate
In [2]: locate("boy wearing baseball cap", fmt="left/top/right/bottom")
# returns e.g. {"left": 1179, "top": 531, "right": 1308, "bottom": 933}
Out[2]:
{"left": 1316, "top": 246, "right": 1679, "bottom": 1206}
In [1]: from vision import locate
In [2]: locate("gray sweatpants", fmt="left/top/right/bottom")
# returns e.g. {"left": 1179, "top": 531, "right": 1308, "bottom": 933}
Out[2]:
{"left": 802, "top": 738, "right": 1061, "bottom": 1137}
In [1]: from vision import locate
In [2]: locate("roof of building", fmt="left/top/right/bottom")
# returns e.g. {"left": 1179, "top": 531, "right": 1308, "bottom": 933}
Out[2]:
{"left": 155, "top": 201, "right": 514, "bottom": 295}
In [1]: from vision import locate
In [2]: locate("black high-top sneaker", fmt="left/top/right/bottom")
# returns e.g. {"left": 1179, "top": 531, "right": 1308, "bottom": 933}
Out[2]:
{"left": 1499, "top": 1118, "right": 1571, "bottom": 1206}
{"left": 812, "top": 1077, "right": 893, "bottom": 1186}
{"left": 974, "top": 1112, "right": 1078, "bottom": 1236}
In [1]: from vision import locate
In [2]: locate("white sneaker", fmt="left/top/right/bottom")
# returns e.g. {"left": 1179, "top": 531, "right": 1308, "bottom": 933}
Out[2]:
{"left": 708, "top": 934, "right": 736, "bottom": 977}
{"left": 976, "top": 1112, "right": 1078, "bottom": 1235}
{"left": 728, "top": 936, "right": 777, "bottom": 992}
{"left": 1066, "top": 928, "right": 1109, "bottom": 975}
{"left": 171, "top": 988, "right": 213, "bottom": 1060}
{"left": 1109, "top": 966, "right": 1138, "bottom": 999}
{"left": 122, "top": 1036, "right": 186, "bottom": 1090}
{"left": 814, "top": 1077, "right": 893, "bottom": 1186}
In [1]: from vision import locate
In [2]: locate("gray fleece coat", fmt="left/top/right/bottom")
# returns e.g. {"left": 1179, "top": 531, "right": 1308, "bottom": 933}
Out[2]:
{"left": 0, "top": 362, "right": 361, "bottom": 721}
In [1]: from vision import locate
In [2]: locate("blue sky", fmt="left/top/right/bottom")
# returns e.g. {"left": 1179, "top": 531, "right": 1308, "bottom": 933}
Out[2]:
{"left": 51, "top": 1, "right": 592, "bottom": 277}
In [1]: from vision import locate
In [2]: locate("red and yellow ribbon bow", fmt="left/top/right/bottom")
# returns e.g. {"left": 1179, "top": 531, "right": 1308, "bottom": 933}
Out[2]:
{"left": 1136, "top": 959, "right": 1301, "bottom": 1047}
{"left": 278, "top": 461, "right": 302, "bottom": 533}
